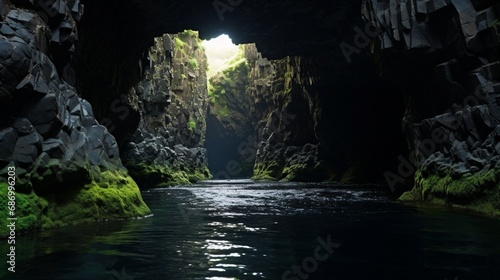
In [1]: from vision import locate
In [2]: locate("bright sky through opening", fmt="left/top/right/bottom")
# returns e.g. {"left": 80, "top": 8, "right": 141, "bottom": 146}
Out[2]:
{"left": 202, "top": 34, "right": 240, "bottom": 78}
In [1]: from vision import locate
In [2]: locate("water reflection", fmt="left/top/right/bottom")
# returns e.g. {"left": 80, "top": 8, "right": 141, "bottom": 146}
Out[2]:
{"left": 3, "top": 183, "right": 500, "bottom": 279}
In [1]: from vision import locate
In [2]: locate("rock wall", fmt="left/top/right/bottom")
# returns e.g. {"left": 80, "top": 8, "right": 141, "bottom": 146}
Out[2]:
{"left": 205, "top": 45, "right": 256, "bottom": 178}
{"left": 207, "top": 44, "right": 405, "bottom": 183}
{"left": 0, "top": 0, "right": 150, "bottom": 236}
{"left": 363, "top": 0, "right": 500, "bottom": 214}
{"left": 123, "top": 31, "right": 211, "bottom": 187}
{"left": 248, "top": 54, "right": 331, "bottom": 181}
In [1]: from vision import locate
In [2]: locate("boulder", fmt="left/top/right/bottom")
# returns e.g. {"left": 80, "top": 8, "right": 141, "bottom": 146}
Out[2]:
{"left": 0, "top": 127, "right": 18, "bottom": 163}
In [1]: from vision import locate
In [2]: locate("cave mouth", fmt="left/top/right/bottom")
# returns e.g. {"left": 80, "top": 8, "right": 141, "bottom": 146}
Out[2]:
{"left": 201, "top": 34, "right": 257, "bottom": 179}
{"left": 202, "top": 34, "right": 240, "bottom": 78}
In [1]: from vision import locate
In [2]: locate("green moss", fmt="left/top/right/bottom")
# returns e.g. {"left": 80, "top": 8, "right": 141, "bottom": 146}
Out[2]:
{"left": 0, "top": 184, "right": 47, "bottom": 236}
{"left": 175, "top": 37, "right": 187, "bottom": 51}
{"left": 281, "top": 163, "right": 308, "bottom": 182}
{"left": 175, "top": 30, "right": 202, "bottom": 56}
{"left": 187, "top": 166, "right": 212, "bottom": 183}
{"left": 127, "top": 162, "right": 211, "bottom": 188}
{"left": 188, "top": 58, "right": 199, "bottom": 69}
{"left": 448, "top": 169, "right": 497, "bottom": 198}
{"left": 0, "top": 171, "right": 151, "bottom": 237}
{"left": 252, "top": 162, "right": 282, "bottom": 181}
{"left": 399, "top": 188, "right": 420, "bottom": 201}
{"left": 128, "top": 163, "right": 189, "bottom": 187}
{"left": 251, "top": 172, "right": 277, "bottom": 181}
{"left": 218, "top": 105, "right": 229, "bottom": 117}
{"left": 179, "top": 29, "right": 198, "bottom": 40}
{"left": 208, "top": 53, "right": 249, "bottom": 120}
{"left": 415, "top": 170, "right": 449, "bottom": 199}
{"left": 188, "top": 119, "right": 197, "bottom": 131}
{"left": 399, "top": 168, "right": 500, "bottom": 216}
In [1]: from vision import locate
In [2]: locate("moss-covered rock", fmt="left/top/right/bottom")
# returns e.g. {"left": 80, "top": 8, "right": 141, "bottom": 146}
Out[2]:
{"left": 400, "top": 169, "right": 500, "bottom": 216}
{"left": 127, "top": 162, "right": 211, "bottom": 188}
{"left": 124, "top": 30, "right": 211, "bottom": 187}
{"left": 0, "top": 170, "right": 151, "bottom": 237}
{"left": 252, "top": 162, "right": 283, "bottom": 181}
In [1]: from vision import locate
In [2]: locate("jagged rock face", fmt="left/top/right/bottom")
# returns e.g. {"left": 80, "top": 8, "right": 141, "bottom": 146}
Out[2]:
{"left": 0, "top": 0, "right": 150, "bottom": 236}
{"left": 205, "top": 45, "right": 256, "bottom": 178}
{"left": 207, "top": 44, "right": 406, "bottom": 182}
{"left": 248, "top": 55, "right": 326, "bottom": 181}
{"left": 363, "top": 0, "right": 500, "bottom": 214}
{"left": 70, "top": 0, "right": 407, "bottom": 184}
{"left": 72, "top": 0, "right": 368, "bottom": 151}
{"left": 169, "top": 31, "right": 209, "bottom": 148}
{"left": 122, "top": 31, "right": 211, "bottom": 187}
{"left": 0, "top": 0, "right": 109, "bottom": 188}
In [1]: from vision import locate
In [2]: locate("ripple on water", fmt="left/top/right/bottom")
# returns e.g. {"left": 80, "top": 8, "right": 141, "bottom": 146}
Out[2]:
{"left": 9, "top": 182, "right": 500, "bottom": 280}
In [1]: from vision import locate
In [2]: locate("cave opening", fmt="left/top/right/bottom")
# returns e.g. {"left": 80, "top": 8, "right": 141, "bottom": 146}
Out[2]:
{"left": 123, "top": 27, "right": 411, "bottom": 184}
{"left": 60, "top": 0, "right": 414, "bottom": 187}
{"left": 161, "top": 30, "right": 410, "bottom": 184}
{"left": 201, "top": 34, "right": 258, "bottom": 179}
{"left": 4, "top": 1, "right": 500, "bottom": 277}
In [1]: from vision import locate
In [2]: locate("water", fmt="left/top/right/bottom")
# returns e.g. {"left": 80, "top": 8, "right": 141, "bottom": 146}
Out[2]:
{"left": 3, "top": 182, "right": 500, "bottom": 280}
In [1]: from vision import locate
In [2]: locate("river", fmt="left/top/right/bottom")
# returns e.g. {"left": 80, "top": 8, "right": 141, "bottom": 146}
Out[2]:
{"left": 4, "top": 182, "right": 500, "bottom": 280}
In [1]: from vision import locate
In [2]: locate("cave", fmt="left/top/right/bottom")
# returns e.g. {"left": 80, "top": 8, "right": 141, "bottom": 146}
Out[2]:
{"left": 1, "top": 0, "right": 500, "bottom": 278}
{"left": 199, "top": 32, "right": 409, "bottom": 182}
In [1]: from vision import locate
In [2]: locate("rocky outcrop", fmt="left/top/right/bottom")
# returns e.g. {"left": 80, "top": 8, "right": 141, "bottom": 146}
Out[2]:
{"left": 206, "top": 42, "right": 406, "bottom": 183}
{"left": 206, "top": 45, "right": 329, "bottom": 181}
{"left": 123, "top": 31, "right": 211, "bottom": 187}
{"left": 363, "top": 0, "right": 500, "bottom": 214}
{"left": 66, "top": 0, "right": 406, "bottom": 187}
{"left": 0, "top": 0, "right": 150, "bottom": 236}
{"left": 205, "top": 45, "right": 256, "bottom": 178}
{"left": 247, "top": 54, "right": 331, "bottom": 182}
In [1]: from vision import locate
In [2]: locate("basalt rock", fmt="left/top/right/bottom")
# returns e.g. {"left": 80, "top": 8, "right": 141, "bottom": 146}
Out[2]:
{"left": 0, "top": 0, "right": 150, "bottom": 237}
{"left": 122, "top": 31, "right": 211, "bottom": 187}
{"left": 206, "top": 42, "right": 405, "bottom": 183}
{"left": 363, "top": 0, "right": 500, "bottom": 215}
{"left": 205, "top": 45, "right": 256, "bottom": 178}
{"left": 247, "top": 54, "right": 333, "bottom": 182}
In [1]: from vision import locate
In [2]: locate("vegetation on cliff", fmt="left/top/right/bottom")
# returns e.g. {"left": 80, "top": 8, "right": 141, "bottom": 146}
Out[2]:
{"left": 123, "top": 30, "right": 211, "bottom": 188}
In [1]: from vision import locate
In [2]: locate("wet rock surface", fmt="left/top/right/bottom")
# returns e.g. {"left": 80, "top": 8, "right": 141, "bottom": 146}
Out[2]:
{"left": 207, "top": 44, "right": 405, "bottom": 183}
{"left": 364, "top": 0, "right": 500, "bottom": 214}
{"left": 0, "top": 0, "right": 150, "bottom": 236}
{"left": 0, "top": 0, "right": 498, "bottom": 238}
{"left": 122, "top": 32, "right": 211, "bottom": 187}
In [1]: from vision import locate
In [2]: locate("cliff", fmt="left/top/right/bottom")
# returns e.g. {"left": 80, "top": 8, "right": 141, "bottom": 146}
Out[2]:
{"left": 0, "top": 0, "right": 150, "bottom": 236}
{"left": 123, "top": 31, "right": 211, "bottom": 187}
{"left": 205, "top": 45, "right": 256, "bottom": 178}
{"left": 363, "top": 0, "right": 500, "bottom": 214}
{"left": 207, "top": 44, "right": 406, "bottom": 183}
{"left": 1, "top": 0, "right": 499, "bottom": 239}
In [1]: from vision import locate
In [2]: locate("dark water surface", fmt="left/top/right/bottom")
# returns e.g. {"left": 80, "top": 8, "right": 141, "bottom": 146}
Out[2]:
{"left": 3, "top": 182, "right": 500, "bottom": 280}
